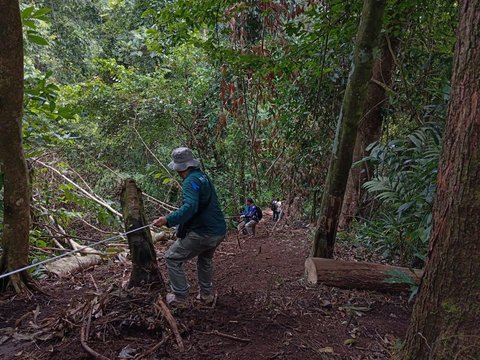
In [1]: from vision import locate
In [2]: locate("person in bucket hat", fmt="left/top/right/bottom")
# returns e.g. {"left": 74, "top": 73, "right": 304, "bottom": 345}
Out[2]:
{"left": 153, "top": 147, "right": 226, "bottom": 308}
{"left": 168, "top": 147, "right": 201, "bottom": 171}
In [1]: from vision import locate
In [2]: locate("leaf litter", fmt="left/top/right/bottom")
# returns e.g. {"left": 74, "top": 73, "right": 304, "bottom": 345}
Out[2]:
{"left": 0, "top": 214, "right": 411, "bottom": 359}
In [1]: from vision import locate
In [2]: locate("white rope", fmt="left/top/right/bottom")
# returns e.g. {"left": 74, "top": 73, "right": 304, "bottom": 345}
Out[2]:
{"left": 0, "top": 224, "right": 153, "bottom": 280}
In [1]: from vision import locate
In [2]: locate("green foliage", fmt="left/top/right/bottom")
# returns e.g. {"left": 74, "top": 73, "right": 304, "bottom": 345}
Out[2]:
{"left": 20, "top": 4, "right": 78, "bottom": 158}
{"left": 57, "top": 52, "right": 197, "bottom": 202}
{"left": 21, "top": 6, "right": 51, "bottom": 45}
{"left": 10, "top": 0, "right": 458, "bottom": 257}
{"left": 13, "top": 3, "right": 126, "bottom": 265}
{"left": 141, "top": 0, "right": 362, "bottom": 214}
{"left": 30, "top": 163, "right": 123, "bottom": 259}
{"left": 357, "top": 124, "right": 442, "bottom": 265}
{"left": 383, "top": 0, "right": 456, "bottom": 136}
{"left": 23, "top": 71, "right": 77, "bottom": 157}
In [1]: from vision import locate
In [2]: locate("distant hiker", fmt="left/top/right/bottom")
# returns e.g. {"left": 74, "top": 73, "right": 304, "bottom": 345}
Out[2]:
{"left": 238, "top": 198, "right": 261, "bottom": 236}
{"left": 153, "top": 147, "right": 226, "bottom": 308}
{"left": 276, "top": 200, "right": 283, "bottom": 220}
{"left": 270, "top": 199, "right": 277, "bottom": 220}
{"left": 270, "top": 199, "right": 283, "bottom": 222}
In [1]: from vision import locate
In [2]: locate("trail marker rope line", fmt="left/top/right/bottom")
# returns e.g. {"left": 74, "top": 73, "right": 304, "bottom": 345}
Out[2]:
{"left": 0, "top": 224, "right": 153, "bottom": 280}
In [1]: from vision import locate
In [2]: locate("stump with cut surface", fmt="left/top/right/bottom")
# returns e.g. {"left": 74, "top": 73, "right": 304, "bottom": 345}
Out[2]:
{"left": 305, "top": 257, "right": 423, "bottom": 293}
{"left": 121, "top": 178, "right": 164, "bottom": 288}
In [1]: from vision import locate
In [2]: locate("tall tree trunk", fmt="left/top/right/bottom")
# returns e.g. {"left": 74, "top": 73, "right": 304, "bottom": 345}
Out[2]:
{"left": 0, "top": 0, "right": 34, "bottom": 293}
{"left": 339, "top": 36, "right": 399, "bottom": 229}
{"left": 399, "top": 1, "right": 480, "bottom": 359}
{"left": 120, "top": 179, "right": 164, "bottom": 288}
{"left": 311, "top": 0, "right": 387, "bottom": 258}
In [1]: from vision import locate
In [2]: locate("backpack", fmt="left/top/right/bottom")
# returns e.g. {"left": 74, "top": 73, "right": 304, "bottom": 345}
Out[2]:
{"left": 255, "top": 207, "right": 263, "bottom": 221}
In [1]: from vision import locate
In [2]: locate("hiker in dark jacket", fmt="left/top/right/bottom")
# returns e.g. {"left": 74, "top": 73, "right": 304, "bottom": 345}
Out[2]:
{"left": 153, "top": 147, "right": 226, "bottom": 308}
{"left": 237, "top": 198, "right": 259, "bottom": 236}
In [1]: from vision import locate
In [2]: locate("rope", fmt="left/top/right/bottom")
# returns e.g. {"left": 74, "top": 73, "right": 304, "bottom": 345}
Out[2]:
{"left": 0, "top": 224, "right": 153, "bottom": 280}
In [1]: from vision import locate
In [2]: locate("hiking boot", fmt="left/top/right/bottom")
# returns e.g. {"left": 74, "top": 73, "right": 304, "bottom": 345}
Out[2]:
{"left": 196, "top": 292, "right": 215, "bottom": 305}
{"left": 166, "top": 293, "right": 188, "bottom": 309}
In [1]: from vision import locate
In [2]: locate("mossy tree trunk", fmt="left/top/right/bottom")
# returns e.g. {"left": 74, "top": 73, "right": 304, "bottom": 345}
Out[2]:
{"left": 339, "top": 36, "right": 399, "bottom": 229}
{"left": 399, "top": 2, "right": 480, "bottom": 359}
{"left": 120, "top": 179, "right": 164, "bottom": 288}
{"left": 0, "top": 0, "right": 34, "bottom": 293}
{"left": 311, "top": 0, "right": 387, "bottom": 258}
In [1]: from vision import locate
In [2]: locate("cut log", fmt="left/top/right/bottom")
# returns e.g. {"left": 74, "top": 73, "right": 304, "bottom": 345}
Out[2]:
{"left": 120, "top": 178, "right": 165, "bottom": 288}
{"left": 46, "top": 255, "right": 101, "bottom": 277}
{"left": 305, "top": 257, "right": 423, "bottom": 293}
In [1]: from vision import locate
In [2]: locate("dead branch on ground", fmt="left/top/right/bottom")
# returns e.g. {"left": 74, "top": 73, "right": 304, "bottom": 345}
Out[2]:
{"left": 155, "top": 297, "right": 185, "bottom": 352}
{"left": 200, "top": 329, "right": 251, "bottom": 343}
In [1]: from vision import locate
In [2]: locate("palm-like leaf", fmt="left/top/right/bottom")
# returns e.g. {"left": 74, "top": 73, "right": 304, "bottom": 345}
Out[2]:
{"left": 358, "top": 123, "right": 442, "bottom": 265}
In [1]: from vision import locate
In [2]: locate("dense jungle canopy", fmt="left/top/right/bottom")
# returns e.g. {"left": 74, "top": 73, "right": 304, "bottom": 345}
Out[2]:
{"left": 0, "top": 0, "right": 479, "bottom": 359}
{"left": 4, "top": 0, "right": 458, "bottom": 264}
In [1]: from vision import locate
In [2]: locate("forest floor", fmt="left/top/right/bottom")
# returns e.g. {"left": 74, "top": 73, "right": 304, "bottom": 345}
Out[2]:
{"left": 0, "top": 210, "right": 411, "bottom": 360}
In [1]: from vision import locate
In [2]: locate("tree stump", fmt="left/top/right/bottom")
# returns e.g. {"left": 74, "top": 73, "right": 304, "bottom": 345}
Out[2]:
{"left": 305, "top": 257, "right": 423, "bottom": 293}
{"left": 120, "top": 179, "right": 164, "bottom": 288}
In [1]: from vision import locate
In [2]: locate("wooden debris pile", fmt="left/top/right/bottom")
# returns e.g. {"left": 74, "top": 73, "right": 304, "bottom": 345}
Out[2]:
{"left": 3, "top": 282, "right": 183, "bottom": 359}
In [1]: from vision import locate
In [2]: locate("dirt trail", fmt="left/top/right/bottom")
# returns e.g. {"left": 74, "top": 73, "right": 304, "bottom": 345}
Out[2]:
{"left": 0, "top": 215, "right": 410, "bottom": 359}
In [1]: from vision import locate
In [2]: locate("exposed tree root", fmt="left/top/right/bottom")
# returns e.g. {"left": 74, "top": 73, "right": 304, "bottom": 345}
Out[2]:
{"left": 0, "top": 259, "right": 42, "bottom": 295}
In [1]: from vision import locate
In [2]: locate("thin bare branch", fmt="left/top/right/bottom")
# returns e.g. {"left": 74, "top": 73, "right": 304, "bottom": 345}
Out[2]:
{"left": 131, "top": 125, "right": 181, "bottom": 189}
{"left": 35, "top": 160, "right": 123, "bottom": 218}
{"left": 100, "top": 163, "right": 178, "bottom": 212}
{"left": 142, "top": 192, "right": 178, "bottom": 212}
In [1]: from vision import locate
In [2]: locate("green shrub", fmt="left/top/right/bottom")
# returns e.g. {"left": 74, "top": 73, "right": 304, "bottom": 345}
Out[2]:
{"left": 356, "top": 123, "right": 442, "bottom": 266}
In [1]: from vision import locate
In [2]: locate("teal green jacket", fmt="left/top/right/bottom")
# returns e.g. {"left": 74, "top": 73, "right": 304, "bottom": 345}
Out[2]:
{"left": 166, "top": 169, "right": 226, "bottom": 236}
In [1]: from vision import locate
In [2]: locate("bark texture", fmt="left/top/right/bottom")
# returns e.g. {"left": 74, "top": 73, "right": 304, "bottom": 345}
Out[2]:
{"left": 339, "top": 37, "right": 399, "bottom": 229}
{"left": 0, "top": 1, "right": 33, "bottom": 292}
{"left": 399, "top": 1, "right": 480, "bottom": 359}
{"left": 312, "top": 0, "right": 387, "bottom": 258}
{"left": 305, "top": 257, "right": 423, "bottom": 292}
{"left": 120, "top": 179, "right": 164, "bottom": 288}
{"left": 46, "top": 255, "right": 102, "bottom": 277}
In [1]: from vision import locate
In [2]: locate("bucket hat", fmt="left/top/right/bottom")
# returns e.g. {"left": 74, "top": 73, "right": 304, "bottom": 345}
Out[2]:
{"left": 168, "top": 147, "right": 201, "bottom": 171}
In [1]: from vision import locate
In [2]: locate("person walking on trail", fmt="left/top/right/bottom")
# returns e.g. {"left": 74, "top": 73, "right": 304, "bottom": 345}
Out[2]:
{"left": 270, "top": 199, "right": 282, "bottom": 222}
{"left": 153, "top": 147, "right": 226, "bottom": 308}
{"left": 238, "top": 198, "right": 261, "bottom": 236}
{"left": 270, "top": 199, "right": 283, "bottom": 222}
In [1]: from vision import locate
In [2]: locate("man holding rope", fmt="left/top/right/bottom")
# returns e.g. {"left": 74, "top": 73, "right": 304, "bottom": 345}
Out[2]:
{"left": 153, "top": 147, "right": 226, "bottom": 308}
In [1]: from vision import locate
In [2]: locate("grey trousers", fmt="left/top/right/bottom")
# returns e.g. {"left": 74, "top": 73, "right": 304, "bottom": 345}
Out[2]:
{"left": 237, "top": 220, "right": 258, "bottom": 235}
{"left": 164, "top": 231, "right": 224, "bottom": 299}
